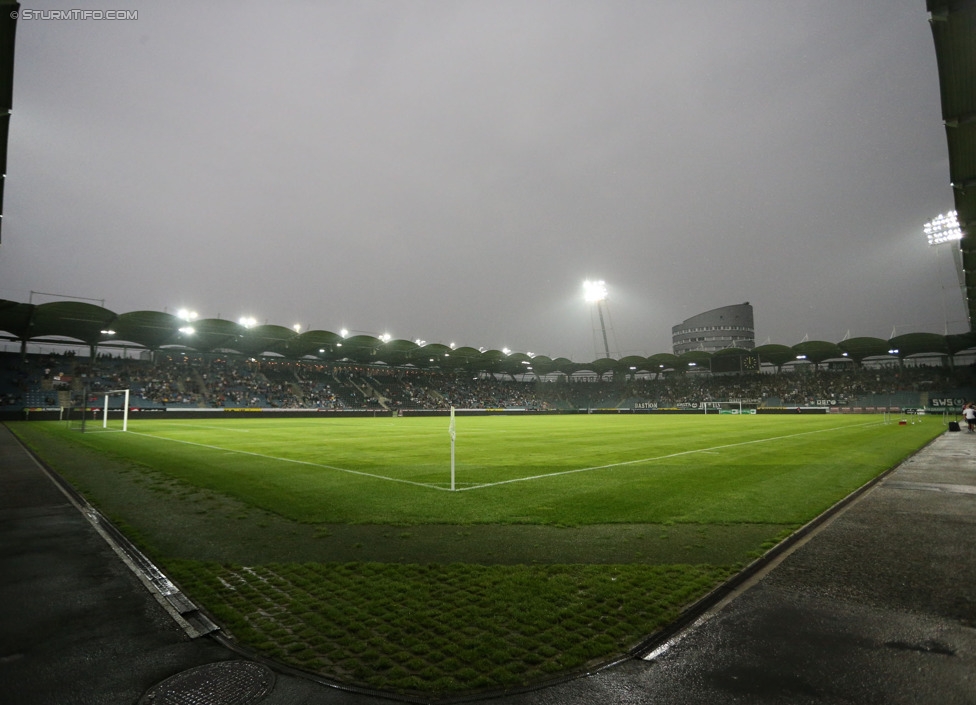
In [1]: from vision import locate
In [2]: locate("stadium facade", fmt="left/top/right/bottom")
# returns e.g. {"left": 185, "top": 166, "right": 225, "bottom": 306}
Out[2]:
{"left": 672, "top": 303, "right": 755, "bottom": 355}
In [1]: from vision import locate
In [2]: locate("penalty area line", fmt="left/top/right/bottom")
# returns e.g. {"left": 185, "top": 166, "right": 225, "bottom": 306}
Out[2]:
{"left": 458, "top": 420, "right": 881, "bottom": 492}
{"left": 126, "top": 431, "right": 450, "bottom": 491}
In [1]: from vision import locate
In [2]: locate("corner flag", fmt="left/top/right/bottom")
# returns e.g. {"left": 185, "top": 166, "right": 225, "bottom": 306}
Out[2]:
{"left": 449, "top": 406, "right": 456, "bottom": 491}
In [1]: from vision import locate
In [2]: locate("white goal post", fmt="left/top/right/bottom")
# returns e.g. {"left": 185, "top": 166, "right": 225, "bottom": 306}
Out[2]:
{"left": 100, "top": 388, "right": 130, "bottom": 431}
{"left": 65, "top": 389, "right": 130, "bottom": 432}
{"left": 702, "top": 400, "right": 758, "bottom": 415}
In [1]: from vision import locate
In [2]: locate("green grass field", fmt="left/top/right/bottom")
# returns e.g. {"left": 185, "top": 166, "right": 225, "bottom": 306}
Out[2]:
{"left": 9, "top": 413, "right": 944, "bottom": 695}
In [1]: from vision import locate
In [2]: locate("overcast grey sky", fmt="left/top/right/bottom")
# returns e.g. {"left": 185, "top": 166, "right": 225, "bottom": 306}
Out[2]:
{"left": 0, "top": 0, "right": 964, "bottom": 361}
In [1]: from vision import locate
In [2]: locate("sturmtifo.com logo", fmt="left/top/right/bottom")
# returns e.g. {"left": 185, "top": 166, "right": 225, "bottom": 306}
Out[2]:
{"left": 12, "top": 9, "right": 138, "bottom": 20}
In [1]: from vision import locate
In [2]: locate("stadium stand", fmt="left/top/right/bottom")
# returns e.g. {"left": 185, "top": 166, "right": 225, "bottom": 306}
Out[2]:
{"left": 3, "top": 350, "right": 975, "bottom": 416}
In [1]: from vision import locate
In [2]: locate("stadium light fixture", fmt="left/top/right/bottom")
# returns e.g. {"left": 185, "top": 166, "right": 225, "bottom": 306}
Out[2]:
{"left": 340, "top": 329, "right": 349, "bottom": 338}
{"left": 177, "top": 309, "right": 198, "bottom": 322}
{"left": 238, "top": 316, "right": 257, "bottom": 328}
{"left": 502, "top": 347, "right": 511, "bottom": 355}
{"left": 100, "top": 329, "right": 115, "bottom": 336}
{"left": 924, "top": 210, "right": 962, "bottom": 246}
{"left": 583, "top": 279, "right": 608, "bottom": 303}
{"left": 924, "top": 210, "right": 967, "bottom": 334}
{"left": 292, "top": 324, "right": 302, "bottom": 333}
{"left": 379, "top": 333, "right": 392, "bottom": 343}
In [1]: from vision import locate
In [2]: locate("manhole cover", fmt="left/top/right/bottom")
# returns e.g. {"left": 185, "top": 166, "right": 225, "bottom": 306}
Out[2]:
{"left": 139, "top": 660, "right": 274, "bottom": 705}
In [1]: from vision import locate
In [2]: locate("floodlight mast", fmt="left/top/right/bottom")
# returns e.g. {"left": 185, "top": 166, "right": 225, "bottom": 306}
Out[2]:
{"left": 924, "top": 210, "right": 967, "bottom": 332}
{"left": 583, "top": 280, "right": 612, "bottom": 359}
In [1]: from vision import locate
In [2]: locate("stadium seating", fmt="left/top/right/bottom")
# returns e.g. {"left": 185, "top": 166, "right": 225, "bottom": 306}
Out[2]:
{"left": 2, "top": 351, "right": 974, "bottom": 414}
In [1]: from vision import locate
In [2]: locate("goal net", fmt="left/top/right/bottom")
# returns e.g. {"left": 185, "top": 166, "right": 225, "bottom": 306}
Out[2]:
{"left": 63, "top": 389, "right": 130, "bottom": 432}
{"left": 703, "top": 400, "right": 758, "bottom": 415}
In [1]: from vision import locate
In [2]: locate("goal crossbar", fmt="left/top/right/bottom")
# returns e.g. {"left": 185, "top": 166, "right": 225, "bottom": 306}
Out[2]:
{"left": 100, "top": 388, "right": 130, "bottom": 431}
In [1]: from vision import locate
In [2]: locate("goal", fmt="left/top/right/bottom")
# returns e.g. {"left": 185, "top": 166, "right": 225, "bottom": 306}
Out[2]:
{"left": 63, "top": 389, "right": 130, "bottom": 432}
{"left": 703, "top": 400, "right": 758, "bottom": 415}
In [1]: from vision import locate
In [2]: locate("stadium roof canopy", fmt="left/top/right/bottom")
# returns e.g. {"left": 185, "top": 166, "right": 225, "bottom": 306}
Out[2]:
{"left": 928, "top": 0, "right": 976, "bottom": 329}
{"left": 3, "top": 299, "right": 975, "bottom": 374}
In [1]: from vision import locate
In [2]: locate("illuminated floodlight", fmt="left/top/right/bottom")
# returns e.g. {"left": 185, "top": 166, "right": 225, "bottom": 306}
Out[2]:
{"left": 414, "top": 338, "right": 426, "bottom": 346}
{"left": 177, "top": 308, "right": 198, "bottom": 322}
{"left": 379, "top": 333, "right": 392, "bottom": 343}
{"left": 583, "top": 279, "right": 608, "bottom": 303}
{"left": 238, "top": 316, "right": 257, "bottom": 328}
{"left": 179, "top": 326, "right": 195, "bottom": 335}
{"left": 292, "top": 324, "right": 302, "bottom": 333}
{"left": 502, "top": 347, "right": 511, "bottom": 355}
{"left": 924, "top": 210, "right": 962, "bottom": 246}
{"left": 100, "top": 329, "right": 115, "bottom": 336}
{"left": 340, "top": 328, "right": 349, "bottom": 338}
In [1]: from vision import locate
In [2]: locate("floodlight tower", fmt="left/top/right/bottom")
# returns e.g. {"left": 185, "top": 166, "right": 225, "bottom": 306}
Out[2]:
{"left": 583, "top": 279, "right": 613, "bottom": 359}
{"left": 924, "top": 210, "right": 966, "bottom": 333}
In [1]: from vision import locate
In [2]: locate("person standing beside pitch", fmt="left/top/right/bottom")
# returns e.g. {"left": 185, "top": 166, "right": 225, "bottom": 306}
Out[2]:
{"left": 963, "top": 403, "right": 976, "bottom": 433}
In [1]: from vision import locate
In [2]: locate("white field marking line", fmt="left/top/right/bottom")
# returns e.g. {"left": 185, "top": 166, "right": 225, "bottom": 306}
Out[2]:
{"left": 162, "top": 423, "right": 251, "bottom": 433}
{"left": 126, "top": 431, "right": 449, "bottom": 491}
{"left": 458, "top": 420, "right": 883, "bottom": 492}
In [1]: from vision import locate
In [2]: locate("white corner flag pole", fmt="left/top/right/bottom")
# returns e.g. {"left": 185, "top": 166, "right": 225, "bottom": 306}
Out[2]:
{"left": 449, "top": 406, "right": 456, "bottom": 491}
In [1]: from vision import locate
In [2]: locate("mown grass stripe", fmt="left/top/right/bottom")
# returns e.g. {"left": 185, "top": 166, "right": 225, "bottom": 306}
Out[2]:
{"left": 127, "top": 430, "right": 449, "bottom": 491}
{"left": 461, "top": 419, "right": 881, "bottom": 490}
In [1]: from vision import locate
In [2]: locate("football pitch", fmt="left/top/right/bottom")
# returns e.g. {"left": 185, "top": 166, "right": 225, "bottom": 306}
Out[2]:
{"left": 9, "top": 413, "right": 944, "bottom": 694}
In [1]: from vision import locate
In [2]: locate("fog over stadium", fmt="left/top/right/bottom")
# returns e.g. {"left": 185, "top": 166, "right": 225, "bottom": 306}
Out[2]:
{"left": 0, "top": 0, "right": 965, "bottom": 362}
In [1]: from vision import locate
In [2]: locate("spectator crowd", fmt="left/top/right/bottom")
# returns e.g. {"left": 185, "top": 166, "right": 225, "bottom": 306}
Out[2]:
{"left": 2, "top": 350, "right": 974, "bottom": 412}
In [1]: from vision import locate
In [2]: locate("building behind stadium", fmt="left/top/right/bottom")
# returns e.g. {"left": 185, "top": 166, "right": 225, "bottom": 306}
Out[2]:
{"left": 672, "top": 302, "right": 755, "bottom": 355}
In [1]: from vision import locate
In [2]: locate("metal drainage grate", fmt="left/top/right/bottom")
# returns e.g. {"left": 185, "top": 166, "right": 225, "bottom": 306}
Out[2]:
{"left": 139, "top": 660, "right": 274, "bottom": 705}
